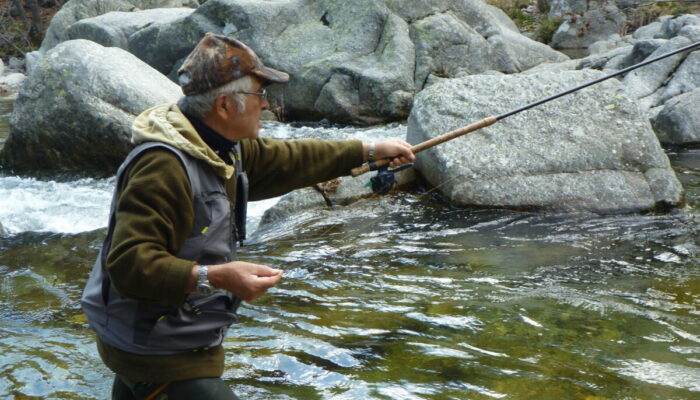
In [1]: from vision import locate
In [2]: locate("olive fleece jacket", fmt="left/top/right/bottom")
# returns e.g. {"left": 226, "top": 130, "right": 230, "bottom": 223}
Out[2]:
{"left": 100, "top": 103, "right": 363, "bottom": 382}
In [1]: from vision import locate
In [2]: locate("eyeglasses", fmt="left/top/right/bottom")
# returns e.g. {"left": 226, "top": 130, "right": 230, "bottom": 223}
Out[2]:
{"left": 239, "top": 88, "right": 267, "bottom": 101}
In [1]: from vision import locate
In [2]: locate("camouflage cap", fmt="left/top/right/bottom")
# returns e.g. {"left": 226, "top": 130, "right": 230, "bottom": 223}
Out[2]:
{"left": 177, "top": 33, "right": 289, "bottom": 95}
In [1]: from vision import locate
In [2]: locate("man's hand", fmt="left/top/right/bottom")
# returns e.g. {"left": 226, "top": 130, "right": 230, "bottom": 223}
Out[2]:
{"left": 190, "top": 262, "right": 283, "bottom": 301}
{"left": 364, "top": 139, "right": 415, "bottom": 168}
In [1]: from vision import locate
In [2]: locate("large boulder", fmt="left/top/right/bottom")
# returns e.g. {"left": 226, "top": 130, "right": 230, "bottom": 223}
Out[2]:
{"left": 26, "top": 0, "right": 199, "bottom": 72}
{"left": 652, "top": 88, "right": 700, "bottom": 145}
{"left": 0, "top": 40, "right": 182, "bottom": 176}
{"left": 95, "top": 0, "right": 567, "bottom": 124}
{"left": 409, "top": 12, "right": 494, "bottom": 89}
{"left": 408, "top": 71, "right": 682, "bottom": 213}
{"left": 67, "top": 8, "right": 194, "bottom": 50}
{"left": 40, "top": 0, "right": 199, "bottom": 52}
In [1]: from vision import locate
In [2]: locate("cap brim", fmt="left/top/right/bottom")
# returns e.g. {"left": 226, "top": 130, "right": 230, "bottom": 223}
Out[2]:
{"left": 254, "top": 66, "right": 289, "bottom": 83}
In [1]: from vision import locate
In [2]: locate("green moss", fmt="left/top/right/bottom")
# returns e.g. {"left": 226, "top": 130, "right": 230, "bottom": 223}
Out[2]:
{"left": 487, "top": 0, "right": 564, "bottom": 44}
{"left": 537, "top": 16, "right": 564, "bottom": 44}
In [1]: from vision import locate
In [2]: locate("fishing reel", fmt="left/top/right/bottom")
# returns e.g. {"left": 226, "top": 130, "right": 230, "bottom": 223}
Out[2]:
{"left": 366, "top": 163, "right": 413, "bottom": 195}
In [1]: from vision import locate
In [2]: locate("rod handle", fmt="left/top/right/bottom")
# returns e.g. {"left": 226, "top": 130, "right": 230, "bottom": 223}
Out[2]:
{"left": 350, "top": 116, "right": 497, "bottom": 177}
{"left": 351, "top": 160, "right": 381, "bottom": 177}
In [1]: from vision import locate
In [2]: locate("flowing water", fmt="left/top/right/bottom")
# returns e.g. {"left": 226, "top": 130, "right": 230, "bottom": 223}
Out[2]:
{"left": 0, "top": 113, "right": 698, "bottom": 399}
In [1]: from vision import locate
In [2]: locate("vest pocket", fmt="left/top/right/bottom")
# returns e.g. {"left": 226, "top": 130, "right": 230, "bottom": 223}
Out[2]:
{"left": 135, "top": 291, "right": 238, "bottom": 350}
{"left": 187, "top": 191, "right": 233, "bottom": 263}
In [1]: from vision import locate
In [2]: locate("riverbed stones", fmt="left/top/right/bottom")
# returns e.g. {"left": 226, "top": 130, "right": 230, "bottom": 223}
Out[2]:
{"left": 678, "top": 24, "right": 700, "bottom": 43}
{"left": 547, "top": 0, "right": 588, "bottom": 17}
{"left": 622, "top": 36, "right": 693, "bottom": 110}
{"left": 652, "top": 88, "right": 700, "bottom": 145}
{"left": 633, "top": 20, "right": 664, "bottom": 40}
{"left": 0, "top": 73, "right": 27, "bottom": 96}
{"left": 550, "top": 0, "right": 625, "bottom": 49}
{"left": 408, "top": 70, "right": 682, "bottom": 213}
{"left": 1, "top": 40, "right": 182, "bottom": 175}
{"left": 561, "top": 22, "right": 700, "bottom": 146}
{"left": 656, "top": 13, "right": 700, "bottom": 39}
{"left": 654, "top": 51, "right": 700, "bottom": 107}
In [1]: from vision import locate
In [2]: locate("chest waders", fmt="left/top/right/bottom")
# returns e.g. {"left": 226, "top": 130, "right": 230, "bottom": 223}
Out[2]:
{"left": 81, "top": 142, "right": 248, "bottom": 355}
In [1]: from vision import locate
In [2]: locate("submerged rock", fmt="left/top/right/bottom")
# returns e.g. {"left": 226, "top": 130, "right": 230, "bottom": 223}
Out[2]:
{"left": 259, "top": 168, "right": 416, "bottom": 227}
{"left": 1, "top": 40, "right": 181, "bottom": 176}
{"left": 408, "top": 71, "right": 682, "bottom": 213}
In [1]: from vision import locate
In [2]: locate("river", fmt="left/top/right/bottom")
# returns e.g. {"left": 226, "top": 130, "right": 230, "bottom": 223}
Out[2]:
{"left": 0, "top": 103, "right": 698, "bottom": 398}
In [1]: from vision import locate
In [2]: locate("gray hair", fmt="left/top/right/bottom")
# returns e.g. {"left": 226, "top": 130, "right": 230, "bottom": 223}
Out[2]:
{"left": 177, "top": 76, "right": 254, "bottom": 119}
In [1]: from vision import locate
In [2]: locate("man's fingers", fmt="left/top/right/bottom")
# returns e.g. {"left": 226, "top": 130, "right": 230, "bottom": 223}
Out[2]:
{"left": 374, "top": 139, "right": 415, "bottom": 166}
{"left": 254, "top": 273, "right": 282, "bottom": 289}
{"left": 252, "top": 264, "right": 283, "bottom": 277}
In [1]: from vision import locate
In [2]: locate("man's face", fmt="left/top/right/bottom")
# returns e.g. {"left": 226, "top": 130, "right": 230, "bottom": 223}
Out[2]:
{"left": 223, "top": 77, "right": 269, "bottom": 141}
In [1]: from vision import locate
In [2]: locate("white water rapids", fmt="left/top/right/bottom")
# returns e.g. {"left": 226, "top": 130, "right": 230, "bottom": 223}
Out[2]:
{"left": 0, "top": 121, "right": 405, "bottom": 235}
{"left": 0, "top": 176, "right": 281, "bottom": 235}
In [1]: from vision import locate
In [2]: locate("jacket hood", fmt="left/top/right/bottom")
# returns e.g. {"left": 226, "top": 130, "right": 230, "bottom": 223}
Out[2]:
{"left": 131, "top": 103, "right": 234, "bottom": 179}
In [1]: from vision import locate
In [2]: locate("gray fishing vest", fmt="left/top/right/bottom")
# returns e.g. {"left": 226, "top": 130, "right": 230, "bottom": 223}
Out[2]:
{"left": 81, "top": 142, "right": 247, "bottom": 355}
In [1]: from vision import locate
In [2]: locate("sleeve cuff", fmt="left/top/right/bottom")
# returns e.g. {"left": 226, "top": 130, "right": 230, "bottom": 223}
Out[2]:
{"left": 162, "top": 258, "right": 197, "bottom": 307}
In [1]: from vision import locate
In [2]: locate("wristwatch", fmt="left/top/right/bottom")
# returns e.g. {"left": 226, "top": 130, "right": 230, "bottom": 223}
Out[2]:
{"left": 196, "top": 265, "right": 214, "bottom": 295}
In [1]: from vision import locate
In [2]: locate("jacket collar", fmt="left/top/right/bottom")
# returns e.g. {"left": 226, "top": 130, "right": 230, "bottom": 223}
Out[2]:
{"left": 183, "top": 113, "right": 237, "bottom": 165}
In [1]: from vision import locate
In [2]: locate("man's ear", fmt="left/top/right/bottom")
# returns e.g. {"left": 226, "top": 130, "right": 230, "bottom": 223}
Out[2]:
{"left": 214, "top": 94, "right": 233, "bottom": 120}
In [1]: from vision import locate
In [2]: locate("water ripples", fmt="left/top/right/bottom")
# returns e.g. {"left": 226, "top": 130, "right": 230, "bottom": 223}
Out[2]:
{"left": 1, "top": 148, "right": 699, "bottom": 397}
{"left": 222, "top": 191, "right": 700, "bottom": 398}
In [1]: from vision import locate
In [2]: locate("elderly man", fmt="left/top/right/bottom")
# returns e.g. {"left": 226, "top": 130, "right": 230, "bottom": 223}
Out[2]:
{"left": 81, "top": 33, "right": 414, "bottom": 399}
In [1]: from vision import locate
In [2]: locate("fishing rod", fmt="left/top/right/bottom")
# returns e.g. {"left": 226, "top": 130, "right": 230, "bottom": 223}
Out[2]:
{"left": 352, "top": 40, "right": 700, "bottom": 194}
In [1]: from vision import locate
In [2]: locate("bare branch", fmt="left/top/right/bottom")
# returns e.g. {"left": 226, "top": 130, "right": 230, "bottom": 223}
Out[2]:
{"left": 0, "top": 32, "right": 27, "bottom": 56}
